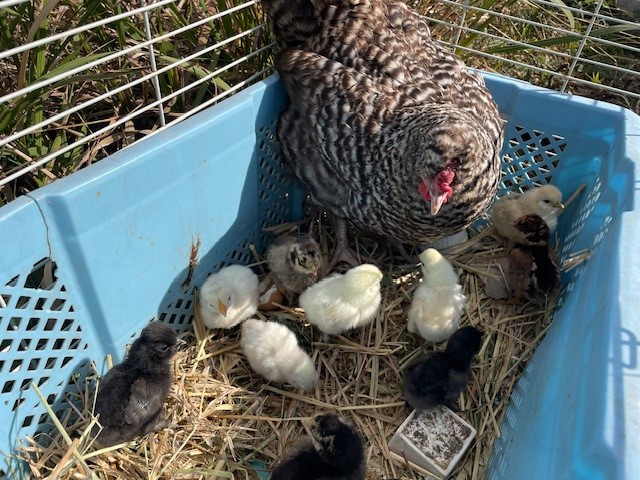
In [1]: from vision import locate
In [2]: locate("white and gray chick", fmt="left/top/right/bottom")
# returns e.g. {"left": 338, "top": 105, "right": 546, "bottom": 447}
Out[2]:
{"left": 266, "top": 234, "right": 325, "bottom": 302}
{"left": 403, "top": 326, "right": 483, "bottom": 411}
{"left": 241, "top": 318, "right": 317, "bottom": 391}
{"left": 271, "top": 412, "right": 366, "bottom": 480}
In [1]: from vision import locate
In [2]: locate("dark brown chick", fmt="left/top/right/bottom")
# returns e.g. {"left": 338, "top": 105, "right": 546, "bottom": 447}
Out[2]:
{"left": 266, "top": 235, "right": 325, "bottom": 302}
{"left": 507, "top": 214, "right": 561, "bottom": 304}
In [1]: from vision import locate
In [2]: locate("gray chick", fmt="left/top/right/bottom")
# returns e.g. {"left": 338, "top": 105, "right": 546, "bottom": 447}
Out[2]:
{"left": 403, "top": 326, "right": 483, "bottom": 411}
{"left": 266, "top": 234, "right": 325, "bottom": 302}
{"left": 92, "top": 321, "right": 183, "bottom": 446}
{"left": 271, "top": 412, "right": 366, "bottom": 480}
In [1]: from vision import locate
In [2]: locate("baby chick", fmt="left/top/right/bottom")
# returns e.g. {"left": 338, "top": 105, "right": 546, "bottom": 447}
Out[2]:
{"left": 403, "top": 326, "right": 483, "bottom": 411}
{"left": 266, "top": 234, "right": 325, "bottom": 302}
{"left": 198, "top": 265, "right": 259, "bottom": 329}
{"left": 93, "top": 322, "right": 183, "bottom": 446}
{"left": 491, "top": 184, "right": 564, "bottom": 239}
{"left": 507, "top": 214, "right": 561, "bottom": 304}
{"left": 407, "top": 248, "right": 468, "bottom": 343}
{"left": 299, "top": 264, "right": 383, "bottom": 335}
{"left": 271, "top": 412, "right": 366, "bottom": 480}
{"left": 241, "top": 318, "right": 316, "bottom": 391}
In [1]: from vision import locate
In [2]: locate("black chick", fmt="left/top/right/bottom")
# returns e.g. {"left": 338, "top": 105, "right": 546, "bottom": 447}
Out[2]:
{"left": 507, "top": 214, "right": 561, "bottom": 305}
{"left": 403, "top": 326, "right": 483, "bottom": 411}
{"left": 92, "top": 321, "right": 183, "bottom": 446}
{"left": 271, "top": 413, "right": 366, "bottom": 480}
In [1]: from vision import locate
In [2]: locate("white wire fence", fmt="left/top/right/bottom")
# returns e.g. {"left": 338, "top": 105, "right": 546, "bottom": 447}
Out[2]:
{"left": 0, "top": 0, "right": 638, "bottom": 206}
{"left": 420, "top": 0, "right": 640, "bottom": 102}
{"left": 0, "top": 0, "right": 274, "bottom": 205}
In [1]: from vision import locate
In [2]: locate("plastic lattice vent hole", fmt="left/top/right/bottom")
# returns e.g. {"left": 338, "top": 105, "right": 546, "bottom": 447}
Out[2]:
{"left": 562, "top": 178, "right": 602, "bottom": 256}
{"left": 0, "top": 257, "right": 89, "bottom": 436}
{"left": 257, "top": 121, "right": 295, "bottom": 240}
{"left": 498, "top": 125, "right": 566, "bottom": 194}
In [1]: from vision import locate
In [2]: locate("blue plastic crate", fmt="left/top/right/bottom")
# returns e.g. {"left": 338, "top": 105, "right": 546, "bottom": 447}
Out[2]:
{"left": 0, "top": 73, "right": 639, "bottom": 479}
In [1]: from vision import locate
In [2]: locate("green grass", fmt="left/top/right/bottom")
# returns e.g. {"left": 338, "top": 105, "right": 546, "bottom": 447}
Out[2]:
{"left": 0, "top": 0, "right": 638, "bottom": 206}
{"left": 414, "top": 0, "right": 640, "bottom": 105}
{"left": 0, "top": 0, "right": 271, "bottom": 206}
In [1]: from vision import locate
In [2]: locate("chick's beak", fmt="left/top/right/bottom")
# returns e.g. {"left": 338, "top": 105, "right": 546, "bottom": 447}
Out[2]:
{"left": 555, "top": 202, "right": 565, "bottom": 210}
{"left": 218, "top": 299, "right": 228, "bottom": 317}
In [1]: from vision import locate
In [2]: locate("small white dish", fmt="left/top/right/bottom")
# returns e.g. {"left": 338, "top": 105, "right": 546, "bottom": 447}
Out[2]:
{"left": 389, "top": 406, "right": 476, "bottom": 477}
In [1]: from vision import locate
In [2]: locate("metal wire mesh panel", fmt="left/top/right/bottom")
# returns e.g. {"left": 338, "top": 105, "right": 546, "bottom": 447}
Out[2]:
{"left": 0, "top": 0, "right": 274, "bottom": 205}
{"left": 419, "top": 0, "right": 639, "bottom": 105}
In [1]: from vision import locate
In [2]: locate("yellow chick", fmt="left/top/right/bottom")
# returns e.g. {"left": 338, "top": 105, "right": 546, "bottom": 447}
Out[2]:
{"left": 198, "top": 265, "right": 259, "bottom": 329}
{"left": 241, "top": 318, "right": 317, "bottom": 391}
{"left": 407, "top": 248, "right": 467, "bottom": 343}
{"left": 491, "top": 184, "right": 564, "bottom": 239}
{"left": 299, "top": 264, "right": 383, "bottom": 335}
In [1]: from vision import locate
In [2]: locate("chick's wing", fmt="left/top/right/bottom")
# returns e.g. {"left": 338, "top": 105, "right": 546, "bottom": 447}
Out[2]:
{"left": 124, "top": 377, "right": 166, "bottom": 426}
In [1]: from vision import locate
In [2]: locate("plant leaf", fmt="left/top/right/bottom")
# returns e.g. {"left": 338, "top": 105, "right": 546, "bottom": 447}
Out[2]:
{"left": 487, "top": 24, "right": 640, "bottom": 55}
{"left": 546, "top": 0, "right": 575, "bottom": 31}
{"left": 40, "top": 52, "right": 114, "bottom": 81}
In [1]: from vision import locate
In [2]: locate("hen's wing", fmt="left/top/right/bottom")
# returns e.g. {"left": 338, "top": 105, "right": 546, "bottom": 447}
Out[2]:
{"left": 294, "top": 0, "right": 502, "bottom": 136}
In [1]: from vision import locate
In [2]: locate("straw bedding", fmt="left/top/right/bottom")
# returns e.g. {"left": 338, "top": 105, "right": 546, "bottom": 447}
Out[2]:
{"left": 16, "top": 211, "right": 575, "bottom": 480}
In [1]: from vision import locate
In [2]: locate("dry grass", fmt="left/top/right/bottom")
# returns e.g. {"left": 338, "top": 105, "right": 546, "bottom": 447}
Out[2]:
{"left": 15, "top": 210, "right": 568, "bottom": 480}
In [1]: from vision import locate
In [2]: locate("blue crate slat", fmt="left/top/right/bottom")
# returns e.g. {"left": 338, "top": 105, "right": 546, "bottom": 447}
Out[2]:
{"left": 25, "top": 76, "right": 296, "bottom": 360}
{"left": 0, "top": 72, "right": 638, "bottom": 479}
{"left": 0, "top": 197, "right": 98, "bottom": 472}
{"left": 481, "top": 75, "right": 640, "bottom": 479}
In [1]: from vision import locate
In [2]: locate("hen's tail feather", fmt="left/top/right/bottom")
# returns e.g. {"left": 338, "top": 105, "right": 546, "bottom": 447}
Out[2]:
{"left": 262, "top": 0, "right": 324, "bottom": 47}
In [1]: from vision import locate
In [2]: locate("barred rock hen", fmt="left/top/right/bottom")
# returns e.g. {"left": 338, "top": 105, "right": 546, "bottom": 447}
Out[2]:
{"left": 263, "top": 0, "right": 504, "bottom": 265}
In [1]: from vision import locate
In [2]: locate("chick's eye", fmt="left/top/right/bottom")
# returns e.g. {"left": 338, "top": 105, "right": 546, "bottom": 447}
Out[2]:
{"left": 157, "top": 344, "right": 170, "bottom": 352}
